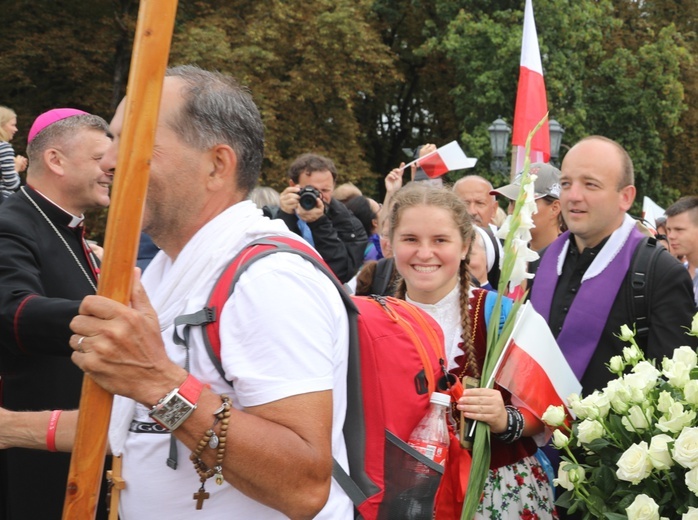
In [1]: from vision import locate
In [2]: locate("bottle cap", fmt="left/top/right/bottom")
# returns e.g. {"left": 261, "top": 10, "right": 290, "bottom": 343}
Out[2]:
{"left": 430, "top": 392, "right": 451, "bottom": 407}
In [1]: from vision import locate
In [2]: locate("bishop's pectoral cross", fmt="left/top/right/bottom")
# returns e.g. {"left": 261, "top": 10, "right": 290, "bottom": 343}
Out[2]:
{"left": 194, "top": 486, "right": 210, "bottom": 510}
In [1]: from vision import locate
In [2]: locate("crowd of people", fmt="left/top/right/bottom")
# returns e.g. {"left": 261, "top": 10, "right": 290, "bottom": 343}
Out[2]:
{"left": 0, "top": 65, "right": 696, "bottom": 520}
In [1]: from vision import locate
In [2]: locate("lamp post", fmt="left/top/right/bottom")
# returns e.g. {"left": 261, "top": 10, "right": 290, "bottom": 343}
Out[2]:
{"left": 488, "top": 118, "right": 511, "bottom": 178}
{"left": 549, "top": 119, "right": 565, "bottom": 168}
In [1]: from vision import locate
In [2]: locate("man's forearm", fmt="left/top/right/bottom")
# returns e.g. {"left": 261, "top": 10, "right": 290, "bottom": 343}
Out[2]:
{"left": 0, "top": 408, "right": 78, "bottom": 452}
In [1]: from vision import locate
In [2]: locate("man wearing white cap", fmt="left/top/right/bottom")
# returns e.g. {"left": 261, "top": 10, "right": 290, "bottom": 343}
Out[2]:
{"left": 491, "top": 162, "right": 564, "bottom": 252}
{"left": 0, "top": 108, "right": 112, "bottom": 519}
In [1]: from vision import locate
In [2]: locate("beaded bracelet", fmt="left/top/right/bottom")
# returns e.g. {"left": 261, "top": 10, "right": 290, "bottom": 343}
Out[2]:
{"left": 494, "top": 405, "right": 524, "bottom": 444}
{"left": 190, "top": 394, "right": 231, "bottom": 510}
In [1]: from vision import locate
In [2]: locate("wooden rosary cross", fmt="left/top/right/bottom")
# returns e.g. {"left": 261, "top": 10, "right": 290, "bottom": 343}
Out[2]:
{"left": 194, "top": 486, "right": 210, "bottom": 510}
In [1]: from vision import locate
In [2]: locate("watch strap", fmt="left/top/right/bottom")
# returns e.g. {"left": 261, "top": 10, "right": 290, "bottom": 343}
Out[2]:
{"left": 178, "top": 373, "right": 205, "bottom": 404}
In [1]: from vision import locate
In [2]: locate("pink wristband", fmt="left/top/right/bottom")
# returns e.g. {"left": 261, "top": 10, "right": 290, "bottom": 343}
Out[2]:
{"left": 46, "top": 409, "right": 62, "bottom": 452}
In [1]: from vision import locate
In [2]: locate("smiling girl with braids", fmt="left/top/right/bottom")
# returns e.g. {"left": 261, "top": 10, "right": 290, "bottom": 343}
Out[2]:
{"left": 388, "top": 183, "right": 556, "bottom": 519}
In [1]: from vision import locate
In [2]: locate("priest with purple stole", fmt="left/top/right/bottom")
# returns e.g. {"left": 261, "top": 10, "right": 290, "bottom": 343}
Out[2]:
{"left": 530, "top": 136, "right": 696, "bottom": 395}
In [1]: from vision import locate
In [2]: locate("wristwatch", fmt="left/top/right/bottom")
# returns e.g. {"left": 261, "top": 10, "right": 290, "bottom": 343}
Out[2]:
{"left": 149, "top": 374, "right": 204, "bottom": 431}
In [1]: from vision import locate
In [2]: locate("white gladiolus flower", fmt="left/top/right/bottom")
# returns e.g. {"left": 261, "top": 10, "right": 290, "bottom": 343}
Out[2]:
{"left": 648, "top": 434, "right": 674, "bottom": 470}
{"left": 508, "top": 238, "right": 539, "bottom": 289}
{"left": 542, "top": 405, "right": 566, "bottom": 427}
{"left": 577, "top": 419, "right": 604, "bottom": 444}
{"left": 626, "top": 494, "right": 660, "bottom": 520}
{"left": 673, "top": 427, "right": 698, "bottom": 469}
{"left": 617, "top": 441, "right": 652, "bottom": 484}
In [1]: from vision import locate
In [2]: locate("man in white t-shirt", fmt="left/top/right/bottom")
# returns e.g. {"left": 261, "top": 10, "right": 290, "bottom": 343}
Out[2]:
{"left": 0, "top": 66, "right": 353, "bottom": 519}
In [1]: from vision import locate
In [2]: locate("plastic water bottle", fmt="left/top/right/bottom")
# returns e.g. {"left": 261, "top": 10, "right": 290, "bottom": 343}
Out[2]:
{"left": 407, "top": 391, "right": 450, "bottom": 467}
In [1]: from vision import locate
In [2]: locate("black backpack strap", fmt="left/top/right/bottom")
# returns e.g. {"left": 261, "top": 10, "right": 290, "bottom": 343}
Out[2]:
{"left": 629, "top": 236, "right": 661, "bottom": 341}
{"left": 370, "top": 257, "right": 395, "bottom": 296}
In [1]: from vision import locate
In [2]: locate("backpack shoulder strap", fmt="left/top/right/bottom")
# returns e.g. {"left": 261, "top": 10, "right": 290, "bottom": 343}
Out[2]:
{"left": 629, "top": 236, "right": 661, "bottom": 341}
{"left": 371, "top": 257, "right": 395, "bottom": 296}
{"left": 174, "top": 236, "right": 356, "bottom": 385}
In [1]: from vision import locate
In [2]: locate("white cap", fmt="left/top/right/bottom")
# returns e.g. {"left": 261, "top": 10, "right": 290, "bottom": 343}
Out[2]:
{"left": 430, "top": 392, "right": 451, "bottom": 407}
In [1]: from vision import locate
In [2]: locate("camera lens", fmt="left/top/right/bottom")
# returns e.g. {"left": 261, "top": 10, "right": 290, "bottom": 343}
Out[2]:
{"left": 298, "top": 187, "right": 320, "bottom": 211}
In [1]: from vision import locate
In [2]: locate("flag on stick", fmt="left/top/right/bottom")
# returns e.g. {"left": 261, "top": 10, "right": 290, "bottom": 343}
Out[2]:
{"left": 494, "top": 302, "right": 581, "bottom": 431}
{"left": 404, "top": 141, "right": 477, "bottom": 178}
{"left": 511, "top": 0, "right": 550, "bottom": 173}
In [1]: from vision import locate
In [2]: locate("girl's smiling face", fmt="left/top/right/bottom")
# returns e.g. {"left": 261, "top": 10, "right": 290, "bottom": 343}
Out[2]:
{"left": 392, "top": 204, "right": 469, "bottom": 304}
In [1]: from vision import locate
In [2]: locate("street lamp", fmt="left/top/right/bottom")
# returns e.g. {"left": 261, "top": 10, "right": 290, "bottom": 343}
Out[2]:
{"left": 488, "top": 118, "right": 511, "bottom": 177}
{"left": 549, "top": 119, "right": 565, "bottom": 168}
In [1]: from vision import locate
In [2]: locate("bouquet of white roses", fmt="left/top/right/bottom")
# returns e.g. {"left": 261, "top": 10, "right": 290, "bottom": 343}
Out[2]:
{"left": 543, "top": 318, "right": 698, "bottom": 520}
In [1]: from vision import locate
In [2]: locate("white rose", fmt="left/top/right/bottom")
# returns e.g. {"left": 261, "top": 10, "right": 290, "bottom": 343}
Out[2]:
{"left": 663, "top": 359, "right": 692, "bottom": 389}
{"left": 552, "top": 429, "right": 570, "bottom": 449}
{"left": 625, "top": 364, "right": 660, "bottom": 398}
{"left": 554, "top": 464, "right": 574, "bottom": 491}
{"left": 687, "top": 467, "right": 698, "bottom": 497}
{"left": 609, "top": 355, "right": 625, "bottom": 374}
{"left": 683, "top": 507, "right": 698, "bottom": 519}
{"left": 622, "top": 405, "right": 652, "bottom": 433}
{"left": 674, "top": 346, "right": 698, "bottom": 369}
{"left": 657, "top": 391, "right": 675, "bottom": 414}
{"left": 626, "top": 494, "right": 660, "bottom": 520}
{"left": 690, "top": 312, "right": 698, "bottom": 337}
{"left": 577, "top": 419, "right": 604, "bottom": 444}
{"left": 619, "top": 324, "right": 635, "bottom": 342}
{"left": 617, "top": 441, "right": 652, "bottom": 484}
{"left": 606, "top": 379, "right": 632, "bottom": 414}
{"left": 673, "top": 427, "right": 698, "bottom": 469}
{"left": 623, "top": 344, "right": 643, "bottom": 364}
{"left": 648, "top": 434, "right": 674, "bottom": 470}
{"left": 658, "top": 402, "right": 697, "bottom": 434}
{"left": 578, "top": 391, "right": 611, "bottom": 420}
{"left": 542, "top": 405, "right": 566, "bottom": 427}
{"left": 685, "top": 380, "right": 698, "bottom": 406}
{"left": 554, "top": 463, "right": 585, "bottom": 491}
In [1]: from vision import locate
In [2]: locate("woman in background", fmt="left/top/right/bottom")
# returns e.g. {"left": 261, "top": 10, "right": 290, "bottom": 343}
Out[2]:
{"left": 0, "top": 106, "right": 26, "bottom": 200}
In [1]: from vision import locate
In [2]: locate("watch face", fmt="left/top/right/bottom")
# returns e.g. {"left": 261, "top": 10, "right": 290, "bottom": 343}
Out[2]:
{"left": 150, "top": 392, "right": 195, "bottom": 430}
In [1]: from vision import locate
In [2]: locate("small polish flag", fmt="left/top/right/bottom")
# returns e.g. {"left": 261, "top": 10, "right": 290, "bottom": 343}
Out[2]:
{"left": 494, "top": 302, "right": 581, "bottom": 432}
{"left": 410, "top": 141, "right": 477, "bottom": 178}
{"left": 511, "top": 0, "right": 550, "bottom": 172}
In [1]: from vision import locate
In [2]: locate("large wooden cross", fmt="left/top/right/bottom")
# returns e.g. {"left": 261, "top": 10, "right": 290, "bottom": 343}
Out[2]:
{"left": 62, "top": 1, "right": 179, "bottom": 518}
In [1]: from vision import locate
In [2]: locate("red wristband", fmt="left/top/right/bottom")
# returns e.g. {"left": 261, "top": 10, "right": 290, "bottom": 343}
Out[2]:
{"left": 46, "top": 409, "right": 62, "bottom": 452}
{"left": 178, "top": 374, "right": 205, "bottom": 404}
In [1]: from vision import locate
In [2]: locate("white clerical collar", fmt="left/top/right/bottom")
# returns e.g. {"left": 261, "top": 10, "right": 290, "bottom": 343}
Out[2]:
{"left": 30, "top": 187, "right": 85, "bottom": 228}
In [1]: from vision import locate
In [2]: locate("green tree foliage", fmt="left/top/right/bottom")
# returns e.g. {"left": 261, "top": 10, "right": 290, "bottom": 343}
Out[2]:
{"left": 1, "top": 0, "right": 696, "bottom": 238}
{"left": 170, "top": 0, "right": 396, "bottom": 194}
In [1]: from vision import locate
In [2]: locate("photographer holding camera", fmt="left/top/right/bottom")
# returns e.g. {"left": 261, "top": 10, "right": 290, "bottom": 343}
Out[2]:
{"left": 276, "top": 153, "right": 367, "bottom": 283}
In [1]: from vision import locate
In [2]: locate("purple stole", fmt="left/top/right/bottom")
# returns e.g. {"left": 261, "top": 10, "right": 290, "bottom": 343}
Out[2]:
{"left": 530, "top": 228, "right": 644, "bottom": 380}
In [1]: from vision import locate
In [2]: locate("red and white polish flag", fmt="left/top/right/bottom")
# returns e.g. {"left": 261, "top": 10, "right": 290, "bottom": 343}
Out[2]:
{"left": 511, "top": 0, "right": 550, "bottom": 173}
{"left": 494, "top": 302, "right": 581, "bottom": 430}
{"left": 414, "top": 141, "right": 477, "bottom": 178}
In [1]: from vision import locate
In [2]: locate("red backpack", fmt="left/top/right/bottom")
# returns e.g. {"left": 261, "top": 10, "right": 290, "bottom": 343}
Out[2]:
{"left": 173, "top": 236, "right": 448, "bottom": 519}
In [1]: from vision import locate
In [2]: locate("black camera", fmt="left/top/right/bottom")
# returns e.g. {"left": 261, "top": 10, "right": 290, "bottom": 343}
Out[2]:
{"left": 298, "top": 186, "right": 322, "bottom": 211}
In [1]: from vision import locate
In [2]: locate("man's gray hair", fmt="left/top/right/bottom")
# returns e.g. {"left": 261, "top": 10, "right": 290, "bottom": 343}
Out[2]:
{"left": 27, "top": 114, "right": 111, "bottom": 165}
{"left": 165, "top": 65, "right": 265, "bottom": 195}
